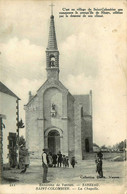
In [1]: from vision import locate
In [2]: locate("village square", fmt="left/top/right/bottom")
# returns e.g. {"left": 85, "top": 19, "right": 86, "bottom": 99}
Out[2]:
{"left": 0, "top": 1, "right": 126, "bottom": 191}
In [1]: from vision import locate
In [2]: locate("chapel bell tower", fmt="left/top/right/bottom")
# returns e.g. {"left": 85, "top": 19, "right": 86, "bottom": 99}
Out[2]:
{"left": 46, "top": 5, "right": 59, "bottom": 80}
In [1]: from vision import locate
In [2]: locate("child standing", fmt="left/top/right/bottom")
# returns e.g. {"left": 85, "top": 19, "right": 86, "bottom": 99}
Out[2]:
{"left": 71, "top": 156, "right": 76, "bottom": 168}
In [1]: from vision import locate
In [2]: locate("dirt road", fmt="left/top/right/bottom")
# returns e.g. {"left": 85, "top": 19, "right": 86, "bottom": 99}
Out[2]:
{"left": 2, "top": 160, "right": 125, "bottom": 185}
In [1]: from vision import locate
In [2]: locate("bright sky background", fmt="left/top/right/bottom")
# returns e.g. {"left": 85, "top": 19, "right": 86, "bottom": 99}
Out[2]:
{"left": 0, "top": 0, "right": 126, "bottom": 146}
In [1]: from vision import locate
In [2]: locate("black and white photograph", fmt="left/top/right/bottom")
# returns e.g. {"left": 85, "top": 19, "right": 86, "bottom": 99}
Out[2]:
{"left": 0, "top": 0, "right": 126, "bottom": 193}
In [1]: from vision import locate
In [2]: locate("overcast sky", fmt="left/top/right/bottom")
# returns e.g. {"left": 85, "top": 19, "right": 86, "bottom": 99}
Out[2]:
{"left": 0, "top": 0, "right": 126, "bottom": 146}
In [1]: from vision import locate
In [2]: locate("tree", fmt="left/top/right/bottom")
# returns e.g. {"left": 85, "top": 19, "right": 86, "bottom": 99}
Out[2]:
{"left": 18, "top": 119, "right": 25, "bottom": 128}
{"left": 112, "top": 139, "right": 126, "bottom": 151}
{"left": 118, "top": 139, "right": 126, "bottom": 151}
{"left": 19, "top": 136, "right": 28, "bottom": 169}
{"left": 19, "top": 136, "right": 26, "bottom": 147}
{"left": 101, "top": 145, "right": 107, "bottom": 149}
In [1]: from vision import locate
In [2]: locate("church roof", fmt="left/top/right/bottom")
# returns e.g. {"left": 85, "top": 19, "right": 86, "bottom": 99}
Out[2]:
{"left": 37, "top": 79, "right": 68, "bottom": 94}
{"left": 47, "top": 15, "right": 58, "bottom": 50}
{"left": 73, "top": 94, "right": 90, "bottom": 115}
{"left": 0, "top": 81, "right": 20, "bottom": 100}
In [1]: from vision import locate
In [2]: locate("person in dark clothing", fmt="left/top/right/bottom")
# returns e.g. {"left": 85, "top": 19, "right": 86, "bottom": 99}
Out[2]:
{"left": 95, "top": 150, "right": 104, "bottom": 178}
{"left": 66, "top": 156, "right": 69, "bottom": 167}
{"left": 96, "top": 157, "right": 103, "bottom": 178}
{"left": 97, "top": 150, "right": 103, "bottom": 159}
{"left": 52, "top": 154, "right": 57, "bottom": 167}
{"left": 57, "top": 151, "right": 63, "bottom": 167}
{"left": 71, "top": 156, "right": 76, "bottom": 168}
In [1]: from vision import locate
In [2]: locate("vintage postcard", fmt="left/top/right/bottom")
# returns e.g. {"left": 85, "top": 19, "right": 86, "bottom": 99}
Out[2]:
{"left": 0, "top": 0, "right": 127, "bottom": 193}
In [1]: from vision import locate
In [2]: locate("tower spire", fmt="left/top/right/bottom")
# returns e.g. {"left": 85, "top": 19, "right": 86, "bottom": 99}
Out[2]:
{"left": 47, "top": 3, "right": 57, "bottom": 50}
{"left": 46, "top": 4, "right": 60, "bottom": 80}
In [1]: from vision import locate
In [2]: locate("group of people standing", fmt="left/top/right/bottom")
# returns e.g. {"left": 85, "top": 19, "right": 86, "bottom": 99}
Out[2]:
{"left": 42, "top": 149, "right": 76, "bottom": 183}
{"left": 42, "top": 148, "right": 104, "bottom": 183}
{"left": 47, "top": 151, "right": 71, "bottom": 168}
{"left": 18, "top": 147, "right": 104, "bottom": 183}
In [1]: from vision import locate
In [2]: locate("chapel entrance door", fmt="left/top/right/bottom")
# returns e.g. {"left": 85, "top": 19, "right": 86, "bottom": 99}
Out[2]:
{"left": 48, "top": 130, "right": 60, "bottom": 154}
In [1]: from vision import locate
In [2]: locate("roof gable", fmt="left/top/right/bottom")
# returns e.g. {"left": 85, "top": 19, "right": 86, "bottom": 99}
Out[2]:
{"left": 37, "top": 79, "right": 68, "bottom": 94}
{"left": 25, "top": 79, "right": 74, "bottom": 106}
{"left": 0, "top": 81, "right": 20, "bottom": 100}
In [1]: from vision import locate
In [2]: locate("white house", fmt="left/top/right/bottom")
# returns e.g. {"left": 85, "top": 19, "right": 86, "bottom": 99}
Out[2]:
{"left": 0, "top": 81, "right": 20, "bottom": 166}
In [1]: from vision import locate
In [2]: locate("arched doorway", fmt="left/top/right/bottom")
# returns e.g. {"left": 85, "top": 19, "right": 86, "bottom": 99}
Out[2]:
{"left": 48, "top": 130, "right": 60, "bottom": 154}
{"left": 85, "top": 138, "right": 89, "bottom": 152}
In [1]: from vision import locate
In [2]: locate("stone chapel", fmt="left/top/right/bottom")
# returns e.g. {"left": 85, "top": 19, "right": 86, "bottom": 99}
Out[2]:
{"left": 24, "top": 12, "right": 93, "bottom": 161}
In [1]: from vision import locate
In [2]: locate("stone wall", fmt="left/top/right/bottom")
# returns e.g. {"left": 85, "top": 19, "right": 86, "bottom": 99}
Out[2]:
{"left": 25, "top": 85, "right": 70, "bottom": 157}
{"left": 74, "top": 94, "right": 93, "bottom": 160}
{"left": 84, "top": 116, "right": 93, "bottom": 152}
{"left": 81, "top": 118, "right": 85, "bottom": 159}
{"left": 25, "top": 82, "right": 93, "bottom": 162}
{"left": 25, "top": 96, "right": 40, "bottom": 158}
{"left": 81, "top": 115, "right": 93, "bottom": 159}
{"left": 43, "top": 87, "right": 63, "bottom": 130}
{"left": 43, "top": 87, "right": 69, "bottom": 155}
{"left": 74, "top": 103, "right": 82, "bottom": 160}
{"left": 67, "top": 93, "right": 75, "bottom": 158}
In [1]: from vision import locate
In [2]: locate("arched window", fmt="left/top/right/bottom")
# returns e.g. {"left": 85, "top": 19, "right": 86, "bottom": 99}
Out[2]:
{"left": 85, "top": 138, "right": 89, "bottom": 152}
{"left": 50, "top": 55, "right": 55, "bottom": 68}
{"left": 48, "top": 130, "right": 60, "bottom": 137}
{"left": 81, "top": 107, "right": 83, "bottom": 117}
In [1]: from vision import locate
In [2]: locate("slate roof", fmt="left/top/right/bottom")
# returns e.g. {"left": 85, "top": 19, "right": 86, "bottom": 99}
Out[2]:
{"left": 0, "top": 81, "right": 20, "bottom": 100}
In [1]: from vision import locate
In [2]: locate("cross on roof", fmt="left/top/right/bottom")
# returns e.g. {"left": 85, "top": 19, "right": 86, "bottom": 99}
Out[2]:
{"left": 49, "top": 2, "right": 55, "bottom": 15}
